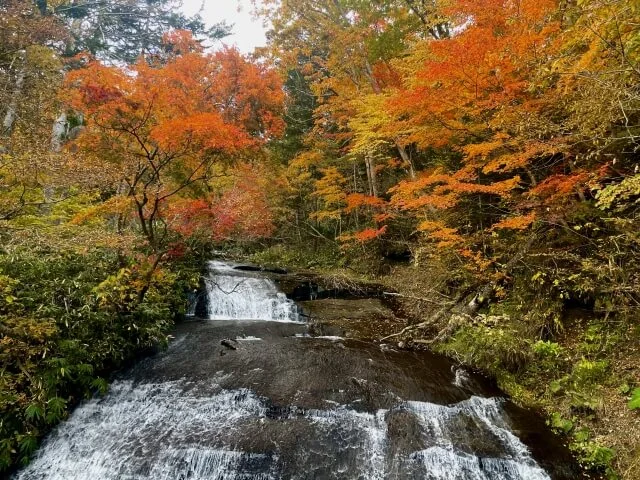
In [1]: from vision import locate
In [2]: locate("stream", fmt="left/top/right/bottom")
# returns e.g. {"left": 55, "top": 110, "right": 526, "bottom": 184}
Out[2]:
{"left": 14, "top": 261, "right": 580, "bottom": 479}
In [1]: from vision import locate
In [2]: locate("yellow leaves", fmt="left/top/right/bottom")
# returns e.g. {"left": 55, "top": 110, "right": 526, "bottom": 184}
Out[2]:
{"left": 462, "top": 141, "right": 505, "bottom": 160}
{"left": 0, "top": 316, "right": 58, "bottom": 345}
{"left": 70, "top": 196, "right": 134, "bottom": 226}
{"left": 310, "top": 209, "right": 343, "bottom": 222}
{"left": 417, "top": 220, "right": 447, "bottom": 232}
{"left": 595, "top": 174, "right": 640, "bottom": 212}
{"left": 349, "top": 93, "right": 395, "bottom": 155}
{"left": 313, "top": 167, "right": 347, "bottom": 203}
{"left": 310, "top": 167, "right": 347, "bottom": 221}
{"left": 25, "top": 45, "right": 63, "bottom": 73}
{"left": 573, "top": 36, "right": 604, "bottom": 74}
{"left": 288, "top": 151, "right": 323, "bottom": 171}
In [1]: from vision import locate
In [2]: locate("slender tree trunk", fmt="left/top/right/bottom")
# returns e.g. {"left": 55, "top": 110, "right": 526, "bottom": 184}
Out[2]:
{"left": 365, "top": 154, "right": 378, "bottom": 197}
{"left": 396, "top": 142, "right": 416, "bottom": 179}
{"left": 2, "top": 51, "right": 26, "bottom": 137}
{"left": 568, "top": 161, "right": 587, "bottom": 202}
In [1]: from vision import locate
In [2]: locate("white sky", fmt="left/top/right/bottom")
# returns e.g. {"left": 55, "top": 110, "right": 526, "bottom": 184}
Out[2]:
{"left": 181, "top": 0, "right": 268, "bottom": 53}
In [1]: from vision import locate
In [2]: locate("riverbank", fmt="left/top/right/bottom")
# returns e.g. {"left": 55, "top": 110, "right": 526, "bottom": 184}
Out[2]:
{"left": 247, "top": 246, "right": 639, "bottom": 480}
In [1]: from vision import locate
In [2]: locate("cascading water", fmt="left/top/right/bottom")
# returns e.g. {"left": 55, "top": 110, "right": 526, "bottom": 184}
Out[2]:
{"left": 14, "top": 262, "right": 578, "bottom": 480}
{"left": 203, "top": 261, "right": 300, "bottom": 322}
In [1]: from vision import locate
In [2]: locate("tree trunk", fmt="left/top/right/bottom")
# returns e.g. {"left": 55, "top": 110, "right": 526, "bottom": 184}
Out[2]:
{"left": 396, "top": 142, "right": 416, "bottom": 179}
{"left": 51, "top": 111, "right": 67, "bottom": 151}
{"left": 365, "top": 154, "right": 378, "bottom": 197}
{"left": 2, "top": 51, "right": 26, "bottom": 137}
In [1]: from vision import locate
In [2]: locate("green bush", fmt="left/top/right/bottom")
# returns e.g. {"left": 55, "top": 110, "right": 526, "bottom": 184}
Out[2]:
{"left": 0, "top": 246, "right": 192, "bottom": 472}
{"left": 532, "top": 340, "right": 564, "bottom": 359}
{"left": 440, "top": 324, "right": 531, "bottom": 374}
{"left": 570, "top": 428, "right": 618, "bottom": 480}
{"left": 629, "top": 388, "right": 640, "bottom": 410}
{"left": 572, "top": 359, "right": 609, "bottom": 387}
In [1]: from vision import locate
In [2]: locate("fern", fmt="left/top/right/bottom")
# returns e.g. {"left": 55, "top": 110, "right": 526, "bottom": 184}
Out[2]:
{"left": 24, "top": 404, "right": 44, "bottom": 422}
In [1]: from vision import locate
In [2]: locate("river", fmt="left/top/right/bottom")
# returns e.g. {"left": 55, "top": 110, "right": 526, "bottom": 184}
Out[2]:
{"left": 14, "top": 261, "right": 580, "bottom": 479}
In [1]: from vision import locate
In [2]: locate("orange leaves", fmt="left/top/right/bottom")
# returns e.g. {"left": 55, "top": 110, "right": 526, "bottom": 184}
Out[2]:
{"left": 207, "top": 47, "right": 285, "bottom": 138}
{"left": 390, "top": 170, "right": 521, "bottom": 212}
{"left": 339, "top": 226, "right": 388, "bottom": 243}
{"left": 162, "top": 29, "right": 204, "bottom": 55}
{"left": 492, "top": 212, "right": 537, "bottom": 231}
{"left": 417, "top": 220, "right": 464, "bottom": 248}
{"left": 64, "top": 59, "right": 129, "bottom": 115}
{"left": 150, "top": 113, "right": 251, "bottom": 153}
{"left": 529, "top": 172, "right": 589, "bottom": 204}
{"left": 61, "top": 37, "right": 285, "bottom": 253}
{"left": 388, "top": 0, "right": 559, "bottom": 152}
{"left": 354, "top": 226, "right": 388, "bottom": 241}
{"left": 165, "top": 166, "right": 276, "bottom": 242}
{"left": 65, "top": 43, "right": 284, "bottom": 155}
{"left": 344, "top": 193, "right": 386, "bottom": 212}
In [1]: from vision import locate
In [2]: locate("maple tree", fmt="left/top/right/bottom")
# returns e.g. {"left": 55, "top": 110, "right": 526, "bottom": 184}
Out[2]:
{"left": 64, "top": 32, "right": 284, "bottom": 298}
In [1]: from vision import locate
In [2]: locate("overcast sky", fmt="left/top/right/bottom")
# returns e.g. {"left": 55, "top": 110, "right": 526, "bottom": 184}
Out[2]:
{"left": 181, "top": 0, "right": 268, "bottom": 53}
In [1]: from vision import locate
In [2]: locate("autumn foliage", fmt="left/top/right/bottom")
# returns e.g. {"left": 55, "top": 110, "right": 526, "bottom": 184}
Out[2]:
{"left": 260, "top": 0, "right": 638, "bottom": 274}
{"left": 64, "top": 33, "right": 284, "bottom": 255}
{"left": 1, "top": 0, "right": 640, "bottom": 475}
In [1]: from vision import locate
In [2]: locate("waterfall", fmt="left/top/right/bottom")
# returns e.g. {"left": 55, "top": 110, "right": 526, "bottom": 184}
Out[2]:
{"left": 14, "top": 379, "right": 550, "bottom": 480}
{"left": 203, "top": 261, "right": 300, "bottom": 322}
{"left": 14, "top": 262, "right": 576, "bottom": 480}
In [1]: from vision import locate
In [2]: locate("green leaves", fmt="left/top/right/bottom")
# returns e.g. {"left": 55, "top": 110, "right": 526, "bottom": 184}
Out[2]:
{"left": 549, "top": 412, "right": 574, "bottom": 433}
{"left": 628, "top": 388, "right": 640, "bottom": 410}
{"left": 17, "top": 435, "right": 38, "bottom": 457}
{"left": 46, "top": 397, "right": 67, "bottom": 424}
{"left": 91, "top": 377, "right": 110, "bottom": 396}
{"left": 0, "top": 245, "right": 186, "bottom": 472}
{"left": 24, "top": 404, "right": 44, "bottom": 422}
{"left": 595, "top": 174, "right": 640, "bottom": 213}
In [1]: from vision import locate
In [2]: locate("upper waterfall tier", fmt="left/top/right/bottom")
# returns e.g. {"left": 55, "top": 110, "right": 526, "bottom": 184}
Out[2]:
{"left": 203, "top": 261, "right": 301, "bottom": 322}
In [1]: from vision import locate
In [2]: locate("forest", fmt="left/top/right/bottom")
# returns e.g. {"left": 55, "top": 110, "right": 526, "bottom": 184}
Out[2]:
{"left": 0, "top": 0, "right": 638, "bottom": 478}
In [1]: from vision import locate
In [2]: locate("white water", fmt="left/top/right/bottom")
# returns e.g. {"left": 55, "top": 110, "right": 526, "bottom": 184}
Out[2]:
{"left": 204, "top": 261, "right": 300, "bottom": 322}
{"left": 14, "top": 381, "right": 279, "bottom": 480}
{"left": 16, "top": 381, "right": 549, "bottom": 480}
{"left": 15, "top": 378, "right": 548, "bottom": 480}
{"left": 404, "top": 397, "right": 549, "bottom": 479}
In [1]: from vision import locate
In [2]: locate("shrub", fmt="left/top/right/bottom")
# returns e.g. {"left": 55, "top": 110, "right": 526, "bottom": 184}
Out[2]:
{"left": 440, "top": 324, "right": 531, "bottom": 374}
{"left": 0, "top": 246, "right": 191, "bottom": 472}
